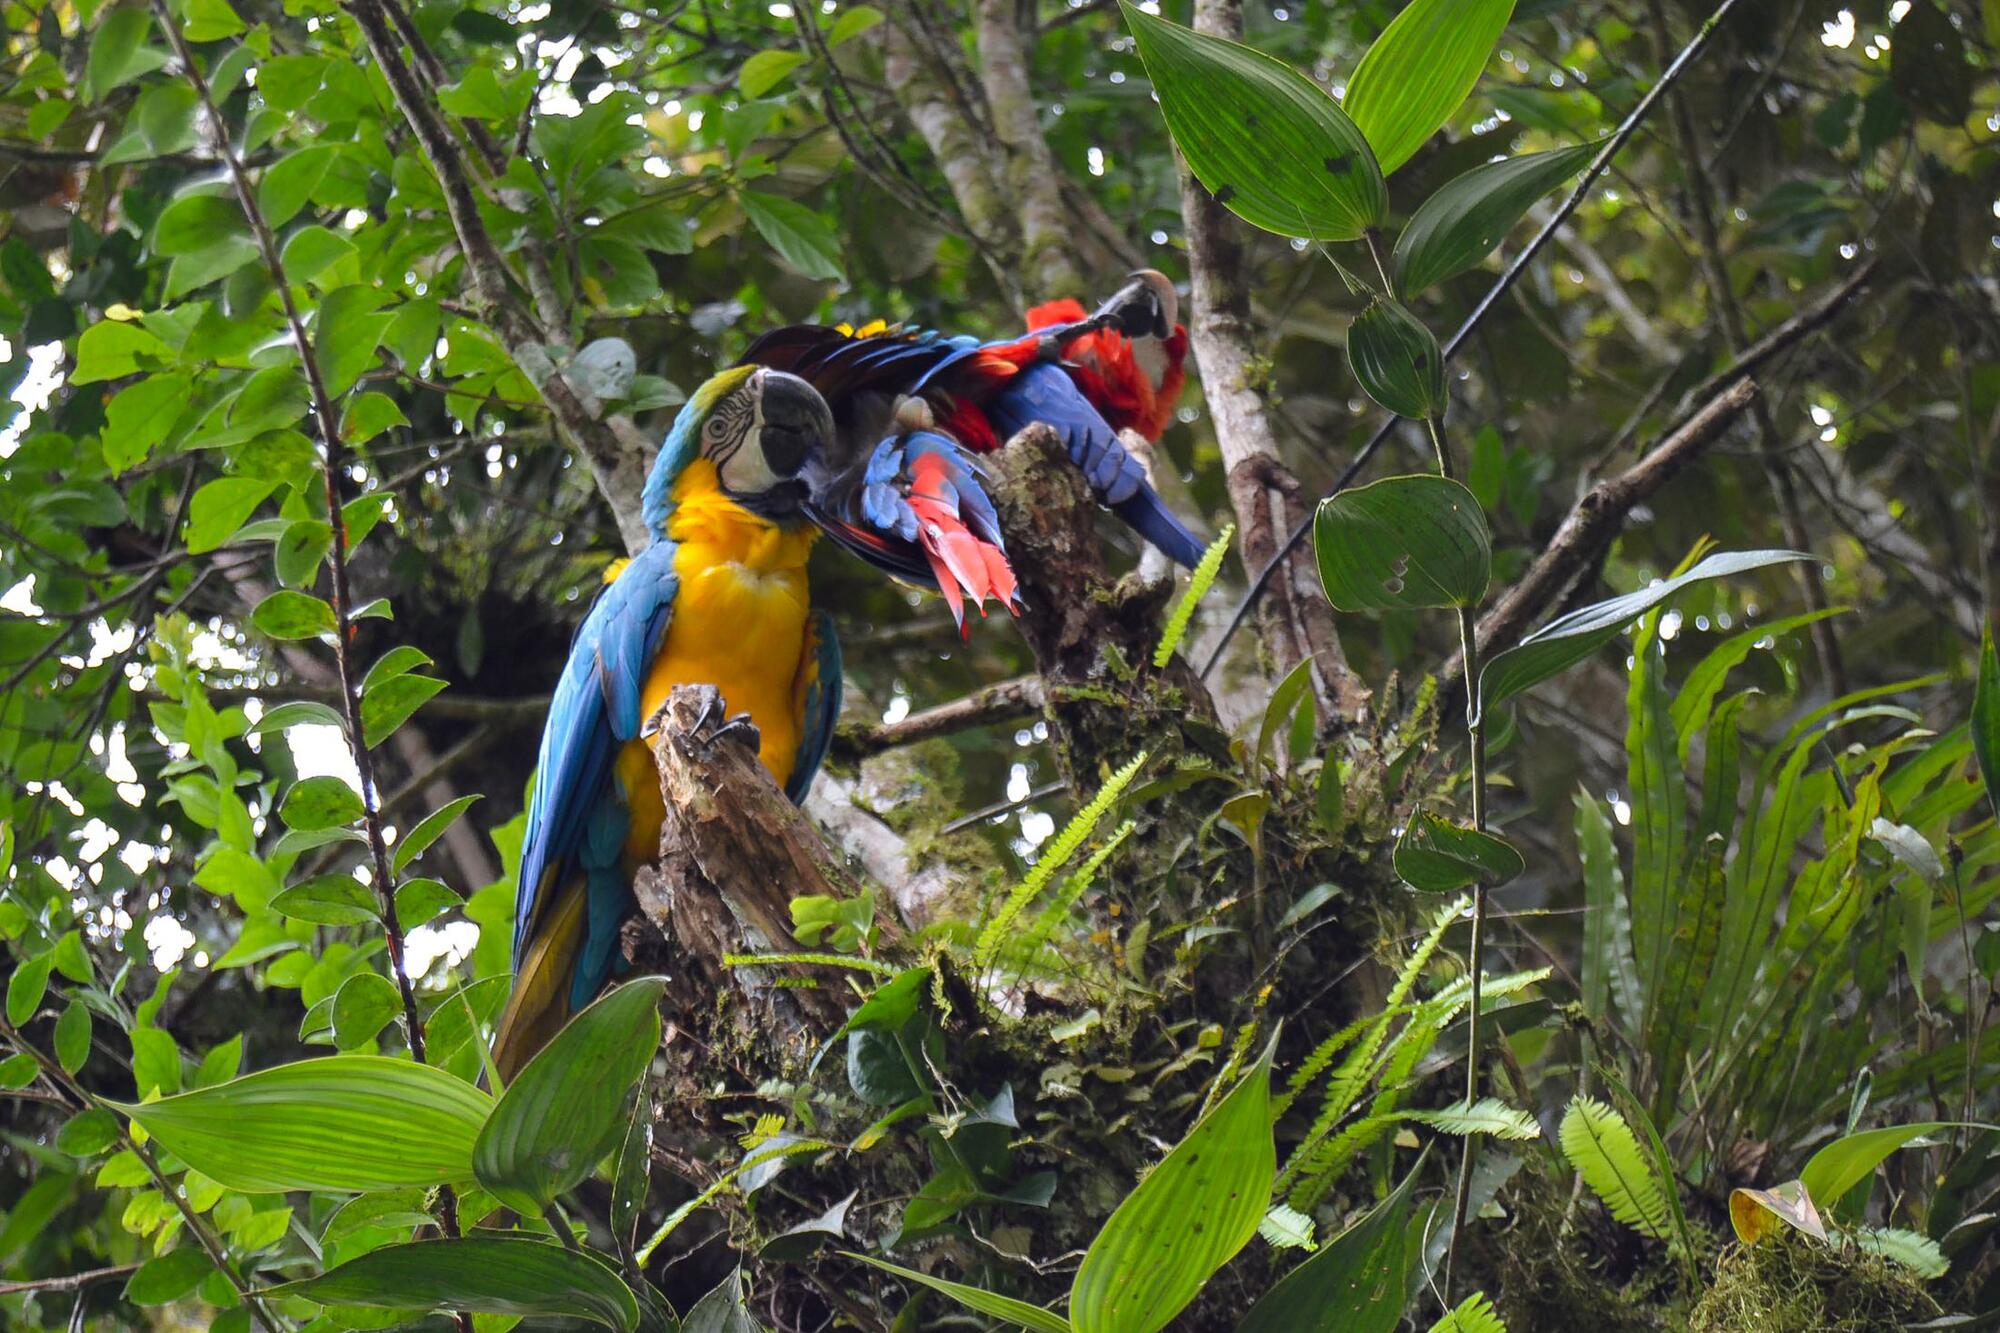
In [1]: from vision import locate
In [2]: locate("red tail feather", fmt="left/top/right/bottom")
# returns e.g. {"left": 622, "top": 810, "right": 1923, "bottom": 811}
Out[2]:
{"left": 906, "top": 453, "right": 1020, "bottom": 634}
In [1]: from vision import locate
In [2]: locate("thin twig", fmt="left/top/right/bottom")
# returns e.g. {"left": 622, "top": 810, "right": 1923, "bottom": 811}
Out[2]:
{"left": 832, "top": 677, "right": 1044, "bottom": 761}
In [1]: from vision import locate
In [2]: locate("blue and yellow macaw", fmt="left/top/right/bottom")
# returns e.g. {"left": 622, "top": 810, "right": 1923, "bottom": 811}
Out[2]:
{"left": 739, "top": 270, "right": 1208, "bottom": 569}
{"left": 492, "top": 366, "right": 1015, "bottom": 1079}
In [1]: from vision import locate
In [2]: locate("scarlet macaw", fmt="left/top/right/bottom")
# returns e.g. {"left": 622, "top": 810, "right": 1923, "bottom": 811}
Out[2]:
{"left": 738, "top": 270, "right": 1207, "bottom": 571}
{"left": 491, "top": 366, "right": 1009, "bottom": 1078}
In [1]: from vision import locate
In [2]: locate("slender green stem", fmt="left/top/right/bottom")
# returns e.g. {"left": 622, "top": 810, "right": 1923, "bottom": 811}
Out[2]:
{"left": 1427, "top": 415, "right": 1490, "bottom": 1300}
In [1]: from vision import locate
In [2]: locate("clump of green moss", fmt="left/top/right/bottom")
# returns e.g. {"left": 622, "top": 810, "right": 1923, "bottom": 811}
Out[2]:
{"left": 1689, "top": 1235, "right": 1939, "bottom": 1332}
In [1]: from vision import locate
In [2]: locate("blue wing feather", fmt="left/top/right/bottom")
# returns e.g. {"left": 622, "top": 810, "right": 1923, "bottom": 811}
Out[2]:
{"left": 512, "top": 541, "right": 679, "bottom": 966}
{"left": 787, "top": 611, "right": 842, "bottom": 805}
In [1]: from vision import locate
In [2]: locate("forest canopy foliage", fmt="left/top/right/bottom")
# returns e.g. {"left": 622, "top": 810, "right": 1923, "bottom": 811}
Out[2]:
{"left": 0, "top": 0, "right": 1997, "bottom": 1329}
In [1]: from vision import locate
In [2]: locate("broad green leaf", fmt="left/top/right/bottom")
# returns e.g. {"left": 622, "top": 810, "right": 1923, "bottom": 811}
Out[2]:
{"left": 71, "top": 320, "right": 170, "bottom": 384}
{"left": 844, "top": 1254, "right": 1072, "bottom": 1333}
{"left": 1558, "top": 1096, "right": 1672, "bottom": 1240}
{"left": 7, "top": 951, "right": 51, "bottom": 1026}
{"left": 132, "top": 1026, "right": 181, "bottom": 1097}
{"left": 86, "top": 8, "right": 166, "bottom": 103}
{"left": 1975, "top": 628, "right": 2000, "bottom": 824}
{"left": 739, "top": 49, "right": 806, "bottom": 98}
{"left": 1670, "top": 605, "right": 1848, "bottom": 761}
{"left": 1478, "top": 550, "right": 1812, "bottom": 720}
{"left": 1121, "top": 3, "right": 1385, "bottom": 241}
{"left": 1575, "top": 790, "right": 1640, "bottom": 1028}
{"left": 1236, "top": 1154, "right": 1423, "bottom": 1333}
{"left": 1800, "top": 1122, "right": 1950, "bottom": 1210}
{"left": 1070, "top": 1037, "right": 1276, "bottom": 1333}
{"left": 51, "top": 930, "right": 91, "bottom": 983}
{"left": 1347, "top": 299, "right": 1447, "bottom": 419}
{"left": 342, "top": 390, "right": 409, "bottom": 444}
{"left": 186, "top": 477, "right": 280, "bottom": 554}
{"left": 281, "top": 776, "right": 364, "bottom": 830}
{"left": 125, "top": 1246, "right": 214, "bottom": 1305}
{"left": 475, "top": 978, "right": 665, "bottom": 1214}
{"left": 271, "top": 874, "right": 377, "bottom": 925}
{"left": 1315, "top": 475, "right": 1488, "bottom": 611}
{"left": 684, "top": 1269, "right": 765, "bottom": 1333}
{"left": 362, "top": 673, "right": 448, "bottom": 747}
{"left": 395, "top": 878, "right": 459, "bottom": 929}
{"left": 274, "top": 519, "right": 333, "bottom": 589}
{"left": 57, "top": 1106, "right": 120, "bottom": 1156}
{"left": 271, "top": 1236, "right": 640, "bottom": 1330}
{"left": 827, "top": 5, "right": 882, "bottom": 45}
{"left": 54, "top": 1000, "right": 90, "bottom": 1074}
{"left": 1343, "top": 0, "right": 1516, "bottom": 175}
{"left": 113, "top": 1055, "right": 491, "bottom": 1193}
{"left": 332, "top": 972, "right": 402, "bottom": 1050}
{"left": 257, "top": 144, "right": 336, "bottom": 227}
{"left": 251, "top": 700, "right": 346, "bottom": 734}
{"left": 0, "top": 1052, "right": 39, "bottom": 1087}
{"left": 280, "top": 225, "right": 356, "bottom": 287}
{"left": 1394, "top": 810, "right": 1523, "bottom": 892}
{"left": 739, "top": 191, "right": 844, "bottom": 282}
{"left": 163, "top": 236, "right": 259, "bottom": 300}
{"left": 315, "top": 285, "right": 394, "bottom": 397}
{"left": 393, "top": 795, "right": 481, "bottom": 874}
{"left": 1394, "top": 142, "right": 1597, "bottom": 296}
{"left": 104, "top": 373, "right": 191, "bottom": 473}
{"left": 153, "top": 193, "right": 245, "bottom": 256}
{"left": 181, "top": 0, "right": 245, "bottom": 41}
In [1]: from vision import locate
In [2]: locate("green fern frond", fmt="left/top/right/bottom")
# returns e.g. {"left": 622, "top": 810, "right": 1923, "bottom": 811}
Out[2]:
{"left": 974, "top": 751, "right": 1147, "bottom": 969}
{"left": 1012, "top": 819, "right": 1136, "bottom": 971}
{"left": 1153, "top": 525, "right": 1235, "bottom": 667}
{"left": 1430, "top": 1292, "right": 1507, "bottom": 1333}
{"left": 1559, "top": 1096, "right": 1674, "bottom": 1240}
{"left": 1411, "top": 1097, "right": 1541, "bottom": 1140}
{"left": 1853, "top": 1226, "right": 1948, "bottom": 1279}
{"left": 1258, "top": 1203, "right": 1315, "bottom": 1250}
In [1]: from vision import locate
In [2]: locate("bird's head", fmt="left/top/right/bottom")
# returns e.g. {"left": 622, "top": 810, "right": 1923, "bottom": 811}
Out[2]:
{"left": 644, "top": 366, "right": 837, "bottom": 534}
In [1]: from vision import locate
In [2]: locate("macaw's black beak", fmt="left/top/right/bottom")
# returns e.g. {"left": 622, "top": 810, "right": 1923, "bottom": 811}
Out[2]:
{"left": 1091, "top": 268, "right": 1179, "bottom": 341}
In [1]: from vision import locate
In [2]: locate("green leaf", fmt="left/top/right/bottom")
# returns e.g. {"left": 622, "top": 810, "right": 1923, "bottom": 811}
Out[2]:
{"left": 181, "top": 0, "right": 245, "bottom": 41}
{"left": 257, "top": 144, "right": 336, "bottom": 227}
{"left": 1559, "top": 1096, "right": 1673, "bottom": 1240}
{"left": 54, "top": 1000, "right": 91, "bottom": 1075}
{"left": 1975, "top": 628, "right": 2000, "bottom": 824}
{"left": 1393, "top": 809, "right": 1523, "bottom": 892}
{"left": 315, "top": 285, "right": 394, "bottom": 397}
{"left": 51, "top": 930, "right": 91, "bottom": 984}
{"left": 132, "top": 1026, "right": 181, "bottom": 1097}
{"left": 7, "top": 951, "right": 51, "bottom": 1026}
{"left": 393, "top": 795, "right": 480, "bottom": 874}
{"left": 827, "top": 5, "right": 882, "bottom": 45}
{"left": 395, "top": 878, "right": 460, "bottom": 929}
{"left": 113, "top": 1055, "right": 491, "bottom": 1193}
{"left": 332, "top": 972, "right": 402, "bottom": 1050}
{"left": 1070, "top": 1036, "right": 1276, "bottom": 1333}
{"left": 163, "top": 236, "right": 260, "bottom": 300}
{"left": 1410, "top": 1097, "right": 1540, "bottom": 1140}
{"left": 271, "top": 1236, "right": 640, "bottom": 1330}
{"left": 1154, "top": 525, "right": 1234, "bottom": 667}
{"left": 86, "top": 8, "right": 165, "bottom": 103}
{"left": 281, "top": 776, "right": 364, "bottom": 831}
{"left": 739, "top": 49, "right": 806, "bottom": 98}
{"left": 1315, "top": 474, "right": 1488, "bottom": 611}
{"left": 1801, "top": 1122, "right": 1950, "bottom": 1210}
{"left": 1121, "top": 3, "right": 1385, "bottom": 241}
{"left": 476, "top": 978, "right": 665, "bottom": 1214}
{"left": 251, "top": 700, "right": 346, "bottom": 734}
{"left": 1343, "top": 0, "right": 1516, "bottom": 175}
{"left": 271, "top": 874, "right": 378, "bottom": 926}
{"left": 1236, "top": 1153, "right": 1424, "bottom": 1333}
{"left": 1347, "top": 300, "right": 1447, "bottom": 419}
{"left": 125, "top": 1246, "right": 215, "bottom": 1305}
{"left": 280, "top": 225, "right": 356, "bottom": 287}
{"left": 71, "top": 319, "right": 170, "bottom": 384}
{"left": 1393, "top": 142, "right": 1596, "bottom": 296}
{"left": 739, "top": 191, "right": 844, "bottom": 282}
{"left": 684, "top": 1269, "right": 765, "bottom": 1333}
{"left": 273, "top": 519, "right": 332, "bottom": 590}
{"left": 1478, "top": 550, "right": 1813, "bottom": 720}
{"left": 0, "top": 1052, "right": 38, "bottom": 1087}
{"left": 154, "top": 193, "right": 245, "bottom": 256}
{"left": 57, "top": 1106, "right": 120, "bottom": 1156}
{"left": 186, "top": 477, "right": 280, "bottom": 554}
{"left": 104, "top": 372, "right": 191, "bottom": 473}
{"left": 342, "top": 390, "right": 409, "bottom": 445}
{"left": 362, "top": 673, "right": 448, "bottom": 747}
{"left": 844, "top": 1254, "right": 1071, "bottom": 1333}
{"left": 251, "top": 589, "right": 337, "bottom": 640}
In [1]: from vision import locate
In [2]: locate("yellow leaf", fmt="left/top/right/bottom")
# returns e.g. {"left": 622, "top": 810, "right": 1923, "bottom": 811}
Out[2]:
{"left": 1729, "top": 1179, "right": 1826, "bottom": 1246}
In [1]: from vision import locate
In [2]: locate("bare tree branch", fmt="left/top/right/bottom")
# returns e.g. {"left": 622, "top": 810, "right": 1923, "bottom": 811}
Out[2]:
{"left": 833, "top": 676, "right": 1045, "bottom": 760}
